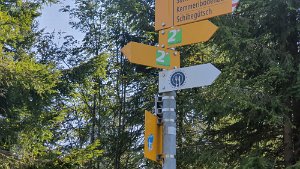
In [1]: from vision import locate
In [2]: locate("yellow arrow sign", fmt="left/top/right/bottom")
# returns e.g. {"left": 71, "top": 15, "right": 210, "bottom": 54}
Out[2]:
{"left": 174, "top": 0, "right": 232, "bottom": 26}
{"left": 144, "top": 110, "right": 163, "bottom": 163}
{"left": 159, "top": 20, "right": 218, "bottom": 48}
{"left": 155, "top": 0, "right": 232, "bottom": 30}
{"left": 121, "top": 42, "right": 180, "bottom": 70}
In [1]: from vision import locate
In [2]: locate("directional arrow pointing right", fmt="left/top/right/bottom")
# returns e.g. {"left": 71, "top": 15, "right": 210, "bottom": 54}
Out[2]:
{"left": 159, "top": 63, "right": 221, "bottom": 93}
{"left": 159, "top": 20, "right": 218, "bottom": 48}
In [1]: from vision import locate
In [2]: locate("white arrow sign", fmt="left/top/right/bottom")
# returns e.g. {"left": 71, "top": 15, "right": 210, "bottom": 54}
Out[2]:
{"left": 159, "top": 63, "right": 221, "bottom": 93}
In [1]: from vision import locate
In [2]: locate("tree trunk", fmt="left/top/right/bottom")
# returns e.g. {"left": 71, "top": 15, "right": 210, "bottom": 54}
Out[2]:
{"left": 284, "top": 115, "right": 294, "bottom": 166}
{"left": 293, "top": 100, "right": 300, "bottom": 164}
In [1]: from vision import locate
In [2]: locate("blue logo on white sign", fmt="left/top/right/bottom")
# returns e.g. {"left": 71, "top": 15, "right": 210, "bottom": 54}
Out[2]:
{"left": 147, "top": 134, "right": 154, "bottom": 151}
{"left": 170, "top": 71, "right": 186, "bottom": 87}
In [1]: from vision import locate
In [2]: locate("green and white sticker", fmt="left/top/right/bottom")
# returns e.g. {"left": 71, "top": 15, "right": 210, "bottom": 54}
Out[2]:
{"left": 168, "top": 29, "right": 182, "bottom": 45}
{"left": 156, "top": 50, "right": 170, "bottom": 66}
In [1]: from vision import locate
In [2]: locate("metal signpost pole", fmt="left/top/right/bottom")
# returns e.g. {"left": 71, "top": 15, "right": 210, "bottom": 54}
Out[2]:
{"left": 162, "top": 91, "right": 176, "bottom": 169}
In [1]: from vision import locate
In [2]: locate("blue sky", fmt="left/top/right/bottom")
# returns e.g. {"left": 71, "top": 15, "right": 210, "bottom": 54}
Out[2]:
{"left": 38, "top": 0, "right": 84, "bottom": 44}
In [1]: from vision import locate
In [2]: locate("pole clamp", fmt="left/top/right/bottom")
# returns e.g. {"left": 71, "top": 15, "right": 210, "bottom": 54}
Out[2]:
{"left": 162, "top": 108, "right": 175, "bottom": 112}
{"left": 165, "top": 154, "right": 175, "bottom": 159}
{"left": 162, "top": 96, "right": 175, "bottom": 100}
{"left": 163, "top": 118, "right": 175, "bottom": 123}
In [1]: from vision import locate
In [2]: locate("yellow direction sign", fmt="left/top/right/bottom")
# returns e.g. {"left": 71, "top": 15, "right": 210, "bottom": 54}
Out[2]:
{"left": 174, "top": 0, "right": 232, "bottom": 26}
{"left": 155, "top": 0, "right": 173, "bottom": 31}
{"left": 144, "top": 111, "right": 163, "bottom": 163}
{"left": 155, "top": 0, "right": 232, "bottom": 30}
{"left": 121, "top": 42, "right": 180, "bottom": 70}
{"left": 159, "top": 20, "right": 218, "bottom": 48}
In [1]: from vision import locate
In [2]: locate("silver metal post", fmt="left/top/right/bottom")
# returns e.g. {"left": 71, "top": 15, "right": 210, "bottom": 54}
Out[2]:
{"left": 162, "top": 91, "right": 176, "bottom": 169}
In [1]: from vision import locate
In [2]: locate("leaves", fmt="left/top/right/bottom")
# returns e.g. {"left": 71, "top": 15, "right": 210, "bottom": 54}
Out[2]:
{"left": 63, "top": 139, "right": 103, "bottom": 167}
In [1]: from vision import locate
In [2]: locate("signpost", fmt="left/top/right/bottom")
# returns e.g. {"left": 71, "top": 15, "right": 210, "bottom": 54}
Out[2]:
{"left": 127, "top": 0, "right": 230, "bottom": 168}
{"left": 121, "top": 42, "right": 180, "bottom": 70}
{"left": 159, "top": 63, "right": 221, "bottom": 93}
{"left": 155, "top": 0, "right": 232, "bottom": 30}
{"left": 159, "top": 20, "right": 218, "bottom": 48}
{"left": 144, "top": 110, "right": 163, "bottom": 163}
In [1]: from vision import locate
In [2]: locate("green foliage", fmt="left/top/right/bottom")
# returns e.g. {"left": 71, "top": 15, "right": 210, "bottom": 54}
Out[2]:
{"left": 62, "top": 140, "right": 103, "bottom": 167}
{"left": 286, "top": 161, "right": 300, "bottom": 169}
{"left": 3, "top": 55, "right": 60, "bottom": 95}
{"left": 176, "top": 0, "right": 300, "bottom": 168}
{"left": 61, "top": 0, "right": 157, "bottom": 168}
{"left": 14, "top": 128, "right": 55, "bottom": 167}
{"left": 239, "top": 156, "right": 272, "bottom": 169}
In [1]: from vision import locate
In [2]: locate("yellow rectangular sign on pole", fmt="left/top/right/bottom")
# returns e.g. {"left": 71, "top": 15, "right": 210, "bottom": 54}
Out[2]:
{"left": 155, "top": 0, "right": 173, "bottom": 31}
{"left": 159, "top": 20, "right": 218, "bottom": 48}
{"left": 155, "top": 0, "right": 232, "bottom": 30}
{"left": 121, "top": 42, "right": 180, "bottom": 70}
{"left": 174, "top": 0, "right": 232, "bottom": 26}
{"left": 144, "top": 111, "right": 163, "bottom": 163}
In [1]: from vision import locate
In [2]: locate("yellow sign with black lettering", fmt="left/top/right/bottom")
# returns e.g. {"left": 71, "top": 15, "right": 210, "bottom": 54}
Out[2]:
{"left": 174, "top": 0, "right": 232, "bottom": 26}
{"left": 155, "top": 0, "right": 232, "bottom": 30}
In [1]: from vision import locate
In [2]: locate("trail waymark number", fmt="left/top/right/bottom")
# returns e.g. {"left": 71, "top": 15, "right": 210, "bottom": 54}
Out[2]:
{"left": 156, "top": 50, "right": 170, "bottom": 66}
{"left": 168, "top": 29, "right": 182, "bottom": 45}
